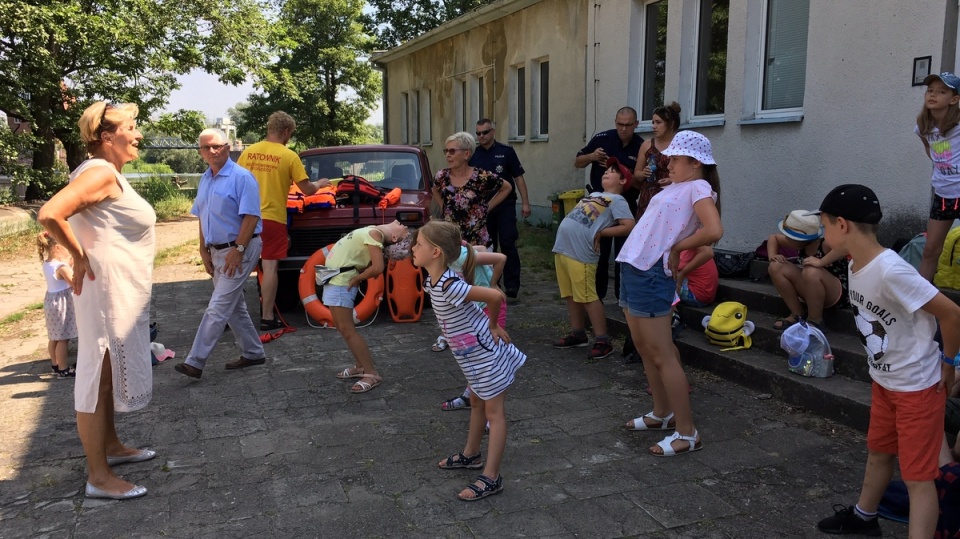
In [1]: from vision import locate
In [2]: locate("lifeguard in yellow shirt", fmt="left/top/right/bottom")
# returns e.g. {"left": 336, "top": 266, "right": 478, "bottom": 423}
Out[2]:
{"left": 238, "top": 111, "right": 329, "bottom": 330}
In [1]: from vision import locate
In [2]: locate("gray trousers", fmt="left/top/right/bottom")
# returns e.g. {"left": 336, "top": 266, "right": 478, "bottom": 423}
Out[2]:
{"left": 185, "top": 237, "right": 265, "bottom": 370}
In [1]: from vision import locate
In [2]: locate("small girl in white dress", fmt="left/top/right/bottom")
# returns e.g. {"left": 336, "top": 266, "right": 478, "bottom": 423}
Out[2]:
{"left": 37, "top": 232, "right": 78, "bottom": 378}
{"left": 411, "top": 220, "right": 525, "bottom": 501}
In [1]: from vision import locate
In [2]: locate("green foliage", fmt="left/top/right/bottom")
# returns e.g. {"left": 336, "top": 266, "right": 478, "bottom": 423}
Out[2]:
{"left": 369, "top": 0, "right": 497, "bottom": 48}
{"left": 131, "top": 175, "right": 178, "bottom": 204}
{"left": 361, "top": 124, "right": 384, "bottom": 145}
{"left": 152, "top": 193, "right": 194, "bottom": 221}
{"left": 516, "top": 221, "right": 556, "bottom": 276}
{"left": 130, "top": 176, "right": 193, "bottom": 220}
{"left": 123, "top": 161, "right": 175, "bottom": 175}
{"left": 238, "top": 0, "right": 382, "bottom": 149}
{"left": 158, "top": 149, "right": 206, "bottom": 174}
{"left": 146, "top": 110, "right": 209, "bottom": 143}
{"left": 0, "top": 0, "right": 272, "bottom": 193}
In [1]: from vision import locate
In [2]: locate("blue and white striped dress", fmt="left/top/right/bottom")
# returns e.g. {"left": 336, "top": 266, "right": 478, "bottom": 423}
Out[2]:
{"left": 426, "top": 268, "right": 525, "bottom": 399}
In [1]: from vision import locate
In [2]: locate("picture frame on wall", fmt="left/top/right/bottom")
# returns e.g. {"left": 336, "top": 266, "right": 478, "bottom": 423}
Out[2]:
{"left": 913, "top": 56, "right": 932, "bottom": 86}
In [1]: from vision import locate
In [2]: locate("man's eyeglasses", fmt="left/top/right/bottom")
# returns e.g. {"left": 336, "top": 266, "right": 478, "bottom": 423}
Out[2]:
{"left": 200, "top": 143, "right": 230, "bottom": 152}
{"left": 442, "top": 148, "right": 464, "bottom": 155}
{"left": 615, "top": 122, "right": 637, "bottom": 128}
{"left": 476, "top": 129, "right": 492, "bottom": 137}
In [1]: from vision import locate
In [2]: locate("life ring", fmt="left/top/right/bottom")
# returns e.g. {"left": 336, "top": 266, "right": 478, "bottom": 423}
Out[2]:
{"left": 299, "top": 244, "right": 384, "bottom": 328}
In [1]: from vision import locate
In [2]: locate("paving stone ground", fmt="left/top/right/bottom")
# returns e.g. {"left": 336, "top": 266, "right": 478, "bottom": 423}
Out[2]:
{"left": 0, "top": 226, "right": 908, "bottom": 538}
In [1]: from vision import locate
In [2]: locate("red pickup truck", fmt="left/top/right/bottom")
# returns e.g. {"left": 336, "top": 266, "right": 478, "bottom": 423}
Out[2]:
{"left": 275, "top": 145, "right": 434, "bottom": 310}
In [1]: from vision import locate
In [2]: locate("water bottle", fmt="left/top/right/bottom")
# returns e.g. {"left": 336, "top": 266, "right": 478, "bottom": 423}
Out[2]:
{"left": 646, "top": 155, "right": 658, "bottom": 183}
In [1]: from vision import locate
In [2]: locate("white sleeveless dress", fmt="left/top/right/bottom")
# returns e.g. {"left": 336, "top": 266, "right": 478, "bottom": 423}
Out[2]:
{"left": 68, "top": 159, "right": 155, "bottom": 413}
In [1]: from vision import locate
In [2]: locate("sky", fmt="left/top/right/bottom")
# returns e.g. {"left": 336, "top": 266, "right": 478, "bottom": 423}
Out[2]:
{"left": 163, "top": 69, "right": 384, "bottom": 125}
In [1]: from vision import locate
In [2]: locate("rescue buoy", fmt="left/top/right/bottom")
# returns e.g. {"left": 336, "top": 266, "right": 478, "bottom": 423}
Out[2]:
{"left": 299, "top": 244, "right": 384, "bottom": 327}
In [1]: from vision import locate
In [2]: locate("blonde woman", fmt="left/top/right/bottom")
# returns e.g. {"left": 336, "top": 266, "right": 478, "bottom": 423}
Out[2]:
{"left": 39, "top": 101, "right": 156, "bottom": 500}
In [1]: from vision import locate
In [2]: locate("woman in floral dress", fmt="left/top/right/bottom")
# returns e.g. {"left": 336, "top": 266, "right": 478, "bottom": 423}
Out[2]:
{"left": 431, "top": 132, "right": 512, "bottom": 246}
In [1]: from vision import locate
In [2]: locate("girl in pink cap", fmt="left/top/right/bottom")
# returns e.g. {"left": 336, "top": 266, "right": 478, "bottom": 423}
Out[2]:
{"left": 616, "top": 130, "right": 722, "bottom": 457}
{"left": 916, "top": 71, "right": 960, "bottom": 282}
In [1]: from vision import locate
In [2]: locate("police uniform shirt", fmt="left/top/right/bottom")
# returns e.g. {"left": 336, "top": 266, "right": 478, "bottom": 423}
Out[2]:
{"left": 469, "top": 141, "right": 525, "bottom": 202}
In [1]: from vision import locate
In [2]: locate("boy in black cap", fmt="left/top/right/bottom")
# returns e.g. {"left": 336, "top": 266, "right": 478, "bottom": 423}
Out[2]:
{"left": 814, "top": 184, "right": 960, "bottom": 537}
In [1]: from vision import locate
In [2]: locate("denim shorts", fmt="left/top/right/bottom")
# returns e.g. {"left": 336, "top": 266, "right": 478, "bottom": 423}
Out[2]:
{"left": 619, "top": 262, "right": 675, "bottom": 318}
{"left": 322, "top": 284, "right": 358, "bottom": 308}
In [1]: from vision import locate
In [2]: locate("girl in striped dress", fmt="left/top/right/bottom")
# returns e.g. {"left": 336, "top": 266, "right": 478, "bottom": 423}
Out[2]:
{"left": 37, "top": 232, "right": 78, "bottom": 378}
{"left": 411, "top": 220, "right": 526, "bottom": 501}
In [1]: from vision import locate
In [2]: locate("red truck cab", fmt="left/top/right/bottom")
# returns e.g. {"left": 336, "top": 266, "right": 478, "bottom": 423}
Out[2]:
{"left": 275, "top": 145, "right": 434, "bottom": 309}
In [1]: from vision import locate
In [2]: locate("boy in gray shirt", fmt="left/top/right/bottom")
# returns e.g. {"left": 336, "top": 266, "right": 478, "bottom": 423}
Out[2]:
{"left": 552, "top": 157, "right": 636, "bottom": 358}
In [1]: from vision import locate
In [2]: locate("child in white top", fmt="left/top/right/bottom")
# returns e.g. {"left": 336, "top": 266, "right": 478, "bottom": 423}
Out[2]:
{"left": 615, "top": 131, "right": 723, "bottom": 457}
{"left": 813, "top": 184, "right": 960, "bottom": 538}
{"left": 37, "top": 232, "right": 78, "bottom": 378}
{"left": 915, "top": 72, "right": 960, "bottom": 281}
{"left": 411, "top": 220, "right": 526, "bottom": 501}
{"left": 327, "top": 220, "right": 409, "bottom": 394}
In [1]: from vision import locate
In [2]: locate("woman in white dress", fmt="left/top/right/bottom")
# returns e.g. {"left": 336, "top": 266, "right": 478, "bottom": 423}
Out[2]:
{"left": 39, "top": 101, "right": 156, "bottom": 500}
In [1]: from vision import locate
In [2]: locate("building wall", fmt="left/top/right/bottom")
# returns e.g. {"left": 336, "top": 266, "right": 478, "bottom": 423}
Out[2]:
{"left": 587, "top": 0, "right": 953, "bottom": 249}
{"left": 381, "top": 0, "right": 956, "bottom": 248}
{"left": 378, "top": 0, "right": 588, "bottom": 225}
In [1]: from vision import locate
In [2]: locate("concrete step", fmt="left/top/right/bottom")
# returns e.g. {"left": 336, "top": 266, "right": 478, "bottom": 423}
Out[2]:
{"left": 603, "top": 305, "right": 872, "bottom": 432}
{"left": 676, "top": 303, "right": 871, "bottom": 384}
{"left": 714, "top": 277, "right": 857, "bottom": 334}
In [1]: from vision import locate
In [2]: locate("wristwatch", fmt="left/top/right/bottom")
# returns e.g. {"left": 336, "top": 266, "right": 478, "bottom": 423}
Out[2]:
{"left": 236, "top": 244, "right": 245, "bottom": 253}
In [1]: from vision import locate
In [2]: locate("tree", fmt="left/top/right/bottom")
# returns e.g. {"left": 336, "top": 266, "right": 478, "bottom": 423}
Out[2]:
{"left": 368, "top": 0, "right": 497, "bottom": 48}
{"left": 240, "top": 0, "right": 381, "bottom": 149}
{"left": 226, "top": 102, "right": 259, "bottom": 144}
{"left": 0, "top": 0, "right": 271, "bottom": 198}
{"left": 147, "top": 110, "right": 209, "bottom": 144}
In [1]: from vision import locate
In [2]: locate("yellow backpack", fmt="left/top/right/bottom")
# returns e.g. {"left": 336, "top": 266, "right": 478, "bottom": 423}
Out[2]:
{"left": 934, "top": 227, "right": 960, "bottom": 290}
{"left": 701, "top": 301, "right": 755, "bottom": 351}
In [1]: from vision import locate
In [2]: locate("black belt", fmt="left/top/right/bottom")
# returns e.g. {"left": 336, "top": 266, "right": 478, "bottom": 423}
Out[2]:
{"left": 209, "top": 234, "right": 258, "bottom": 250}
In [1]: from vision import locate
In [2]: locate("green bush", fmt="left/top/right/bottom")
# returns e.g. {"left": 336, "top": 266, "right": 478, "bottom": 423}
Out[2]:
{"left": 132, "top": 176, "right": 179, "bottom": 206}
{"left": 152, "top": 193, "right": 194, "bottom": 221}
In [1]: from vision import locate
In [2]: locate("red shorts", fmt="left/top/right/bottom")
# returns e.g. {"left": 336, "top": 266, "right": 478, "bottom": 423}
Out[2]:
{"left": 867, "top": 382, "right": 945, "bottom": 481}
{"left": 260, "top": 220, "right": 288, "bottom": 260}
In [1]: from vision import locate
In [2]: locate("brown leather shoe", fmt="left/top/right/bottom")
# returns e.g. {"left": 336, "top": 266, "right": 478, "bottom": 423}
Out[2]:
{"left": 225, "top": 357, "right": 266, "bottom": 370}
{"left": 174, "top": 363, "right": 203, "bottom": 379}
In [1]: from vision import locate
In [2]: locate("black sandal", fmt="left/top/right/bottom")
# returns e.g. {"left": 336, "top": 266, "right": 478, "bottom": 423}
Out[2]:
{"left": 459, "top": 474, "right": 503, "bottom": 501}
{"left": 438, "top": 451, "right": 484, "bottom": 470}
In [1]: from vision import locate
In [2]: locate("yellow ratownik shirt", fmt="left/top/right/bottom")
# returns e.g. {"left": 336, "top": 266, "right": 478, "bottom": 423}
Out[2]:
{"left": 237, "top": 140, "right": 308, "bottom": 224}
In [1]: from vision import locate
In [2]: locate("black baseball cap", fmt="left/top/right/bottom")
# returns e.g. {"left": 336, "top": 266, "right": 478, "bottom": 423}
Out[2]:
{"left": 812, "top": 184, "right": 883, "bottom": 225}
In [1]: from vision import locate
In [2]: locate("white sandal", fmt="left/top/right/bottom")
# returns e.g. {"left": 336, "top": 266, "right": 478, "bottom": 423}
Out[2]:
{"left": 650, "top": 430, "right": 702, "bottom": 457}
{"left": 431, "top": 336, "right": 449, "bottom": 352}
{"left": 625, "top": 411, "right": 675, "bottom": 431}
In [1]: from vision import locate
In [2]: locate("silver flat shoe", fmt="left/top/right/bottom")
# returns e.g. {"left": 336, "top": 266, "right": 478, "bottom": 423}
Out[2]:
{"left": 106, "top": 448, "right": 157, "bottom": 466}
{"left": 84, "top": 482, "right": 148, "bottom": 500}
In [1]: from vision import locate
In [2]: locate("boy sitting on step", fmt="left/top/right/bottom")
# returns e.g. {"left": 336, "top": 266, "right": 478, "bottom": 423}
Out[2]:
{"left": 813, "top": 184, "right": 960, "bottom": 538}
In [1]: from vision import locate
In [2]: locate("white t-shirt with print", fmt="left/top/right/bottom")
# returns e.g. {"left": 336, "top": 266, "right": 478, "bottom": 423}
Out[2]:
{"left": 848, "top": 249, "right": 940, "bottom": 391}
{"left": 915, "top": 124, "right": 960, "bottom": 198}
{"left": 616, "top": 179, "right": 715, "bottom": 274}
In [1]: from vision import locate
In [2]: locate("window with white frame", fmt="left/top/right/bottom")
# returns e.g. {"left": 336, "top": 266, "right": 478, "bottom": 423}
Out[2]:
{"left": 532, "top": 58, "right": 549, "bottom": 137}
{"left": 410, "top": 90, "right": 420, "bottom": 144}
{"left": 400, "top": 91, "right": 409, "bottom": 144}
{"left": 640, "top": 0, "right": 667, "bottom": 121}
{"left": 694, "top": 0, "right": 729, "bottom": 117}
{"left": 455, "top": 79, "right": 467, "bottom": 132}
{"left": 761, "top": 0, "right": 809, "bottom": 111}
{"left": 509, "top": 64, "right": 526, "bottom": 139}
{"left": 421, "top": 89, "right": 432, "bottom": 144}
{"left": 471, "top": 74, "right": 485, "bottom": 126}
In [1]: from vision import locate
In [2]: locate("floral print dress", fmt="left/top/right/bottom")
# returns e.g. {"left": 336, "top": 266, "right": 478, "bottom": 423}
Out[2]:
{"left": 434, "top": 167, "right": 504, "bottom": 246}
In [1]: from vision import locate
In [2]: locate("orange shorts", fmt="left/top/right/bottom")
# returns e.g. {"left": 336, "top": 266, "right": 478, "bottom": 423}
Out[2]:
{"left": 867, "top": 382, "right": 946, "bottom": 481}
{"left": 260, "top": 219, "right": 289, "bottom": 260}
